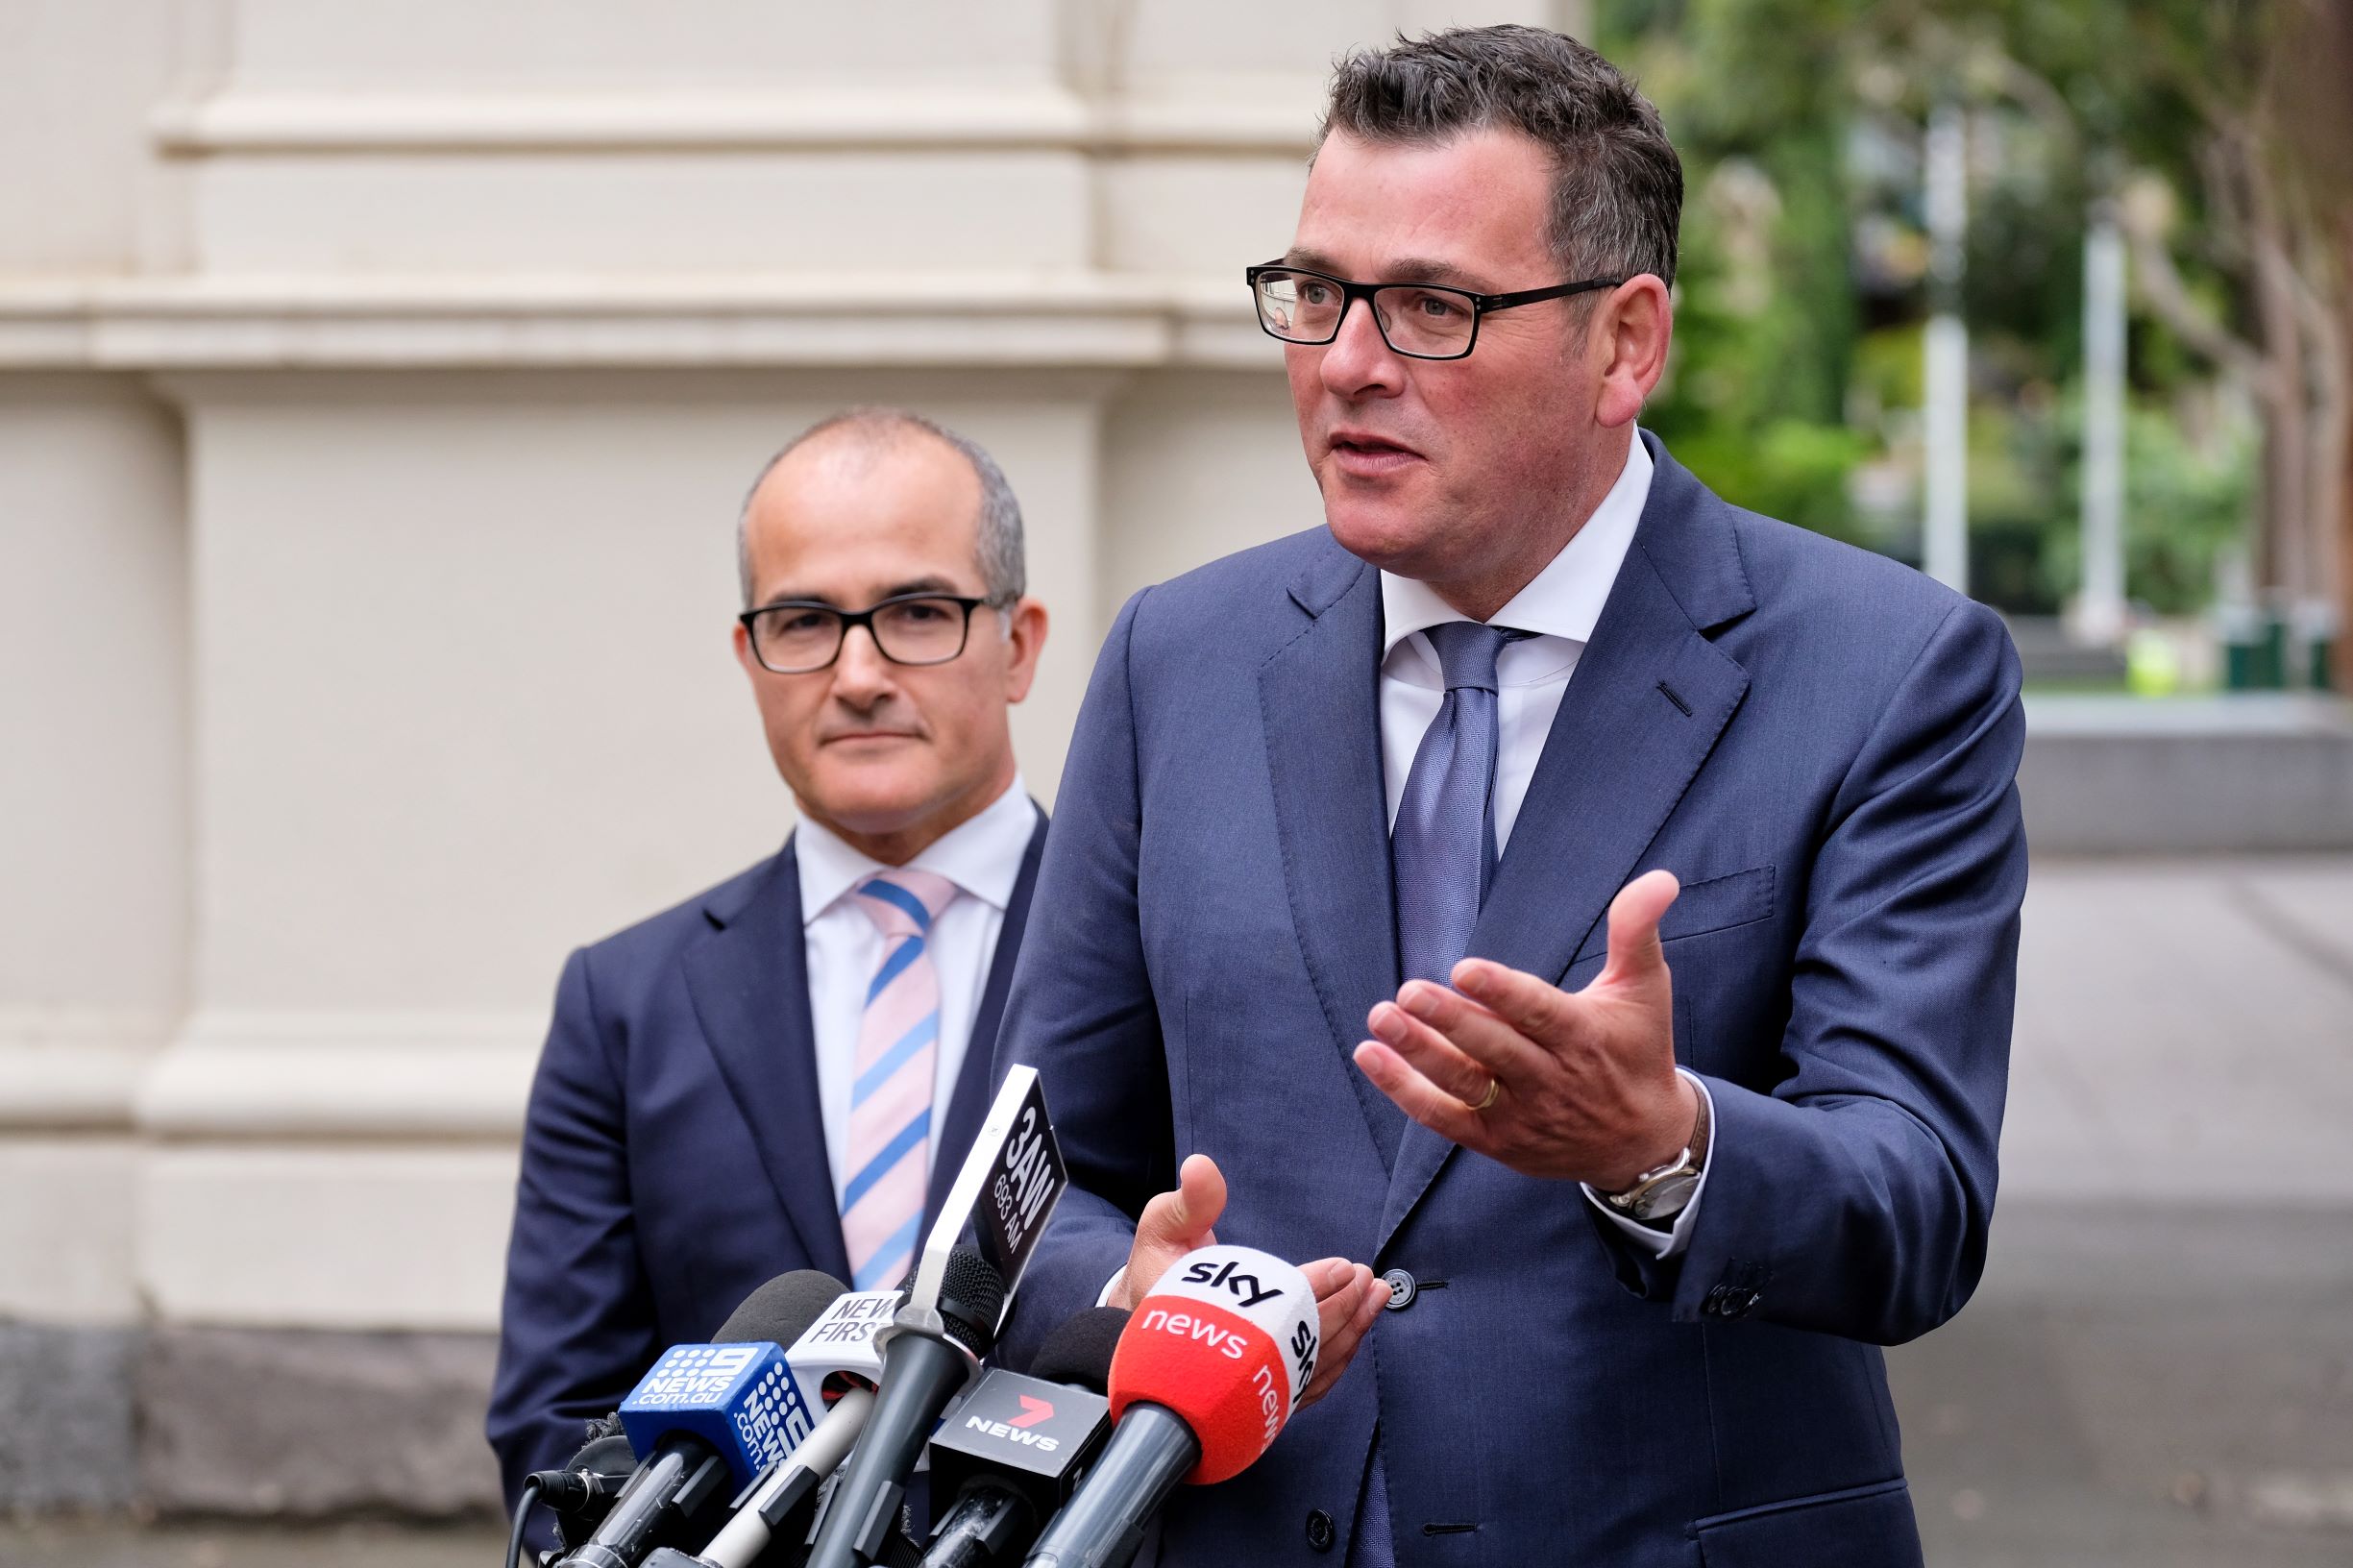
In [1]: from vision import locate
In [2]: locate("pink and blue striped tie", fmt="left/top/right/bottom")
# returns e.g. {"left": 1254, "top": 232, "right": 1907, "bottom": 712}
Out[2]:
{"left": 841, "top": 868, "right": 959, "bottom": 1292}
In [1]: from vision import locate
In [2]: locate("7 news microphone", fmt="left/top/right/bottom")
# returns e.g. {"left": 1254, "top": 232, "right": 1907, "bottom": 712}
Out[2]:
{"left": 1020, "top": 1245, "right": 1321, "bottom": 1568}
{"left": 544, "top": 1270, "right": 849, "bottom": 1568}
{"left": 913, "top": 1307, "right": 1130, "bottom": 1568}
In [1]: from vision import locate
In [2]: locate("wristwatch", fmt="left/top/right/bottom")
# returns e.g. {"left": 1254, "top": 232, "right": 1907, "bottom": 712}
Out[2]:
{"left": 1600, "top": 1082, "right": 1711, "bottom": 1227}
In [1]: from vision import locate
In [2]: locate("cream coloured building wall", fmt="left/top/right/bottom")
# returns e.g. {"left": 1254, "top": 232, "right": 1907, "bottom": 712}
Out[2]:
{"left": 1, "top": 0, "right": 1581, "bottom": 1390}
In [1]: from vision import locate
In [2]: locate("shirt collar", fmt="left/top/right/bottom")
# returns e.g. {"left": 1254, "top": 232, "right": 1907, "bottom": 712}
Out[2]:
{"left": 1379, "top": 428, "right": 1654, "bottom": 660}
{"left": 795, "top": 774, "right": 1036, "bottom": 927}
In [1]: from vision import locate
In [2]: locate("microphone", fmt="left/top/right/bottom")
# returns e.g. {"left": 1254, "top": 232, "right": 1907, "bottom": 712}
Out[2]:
{"left": 905, "top": 1065, "right": 1066, "bottom": 1329}
{"left": 555, "top": 1270, "right": 846, "bottom": 1568}
{"left": 803, "top": 1248, "right": 1006, "bottom": 1568}
{"left": 686, "top": 1285, "right": 913, "bottom": 1568}
{"left": 529, "top": 1429, "right": 639, "bottom": 1551}
{"left": 1021, "top": 1246, "right": 1320, "bottom": 1568}
{"left": 784, "top": 1286, "right": 902, "bottom": 1410}
{"left": 916, "top": 1309, "right": 1128, "bottom": 1568}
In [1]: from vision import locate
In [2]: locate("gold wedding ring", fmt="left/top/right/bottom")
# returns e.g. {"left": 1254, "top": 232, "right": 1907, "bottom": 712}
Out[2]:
{"left": 1473, "top": 1075, "right": 1502, "bottom": 1113}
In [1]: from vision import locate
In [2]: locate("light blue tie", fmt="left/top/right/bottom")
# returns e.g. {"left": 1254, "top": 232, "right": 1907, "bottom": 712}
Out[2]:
{"left": 1392, "top": 620, "right": 1520, "bottom": 986}
{"left": 1360, "top": 620, "right": 1520, "bottom": 1568}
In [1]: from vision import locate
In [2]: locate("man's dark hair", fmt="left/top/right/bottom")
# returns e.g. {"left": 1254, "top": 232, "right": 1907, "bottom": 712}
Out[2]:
{"left": 1320, "top": 24, "right": 1682, "bottom": 290}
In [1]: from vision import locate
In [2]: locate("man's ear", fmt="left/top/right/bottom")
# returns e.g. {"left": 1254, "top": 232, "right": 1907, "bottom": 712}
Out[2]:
{"left": 1001, "top": 597, "right": 1049, "bottom": 704}
{"left": 1592, "top": 274, "right": 1674, "bottom": 429}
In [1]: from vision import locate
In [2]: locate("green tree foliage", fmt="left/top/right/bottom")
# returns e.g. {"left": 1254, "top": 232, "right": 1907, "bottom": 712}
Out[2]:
{"left": 1597, "top": 0, "right": 2285, "bottom": 616}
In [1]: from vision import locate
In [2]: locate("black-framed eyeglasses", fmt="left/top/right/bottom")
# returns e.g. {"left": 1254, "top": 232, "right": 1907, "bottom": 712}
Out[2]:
{"left": 739, "top": 592, "right": 998, "bottom": 674}
{"left": 1244, "top": 261, "right": 1625, "bottom": 360}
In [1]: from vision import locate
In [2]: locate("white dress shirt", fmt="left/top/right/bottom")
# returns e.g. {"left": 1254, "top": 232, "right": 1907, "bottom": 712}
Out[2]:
{"left": 796, "top": 776, "right": 1038, "bottom": 1209}
{"left": 1377, "top": 429, "right": 1715, "bottom": 1259}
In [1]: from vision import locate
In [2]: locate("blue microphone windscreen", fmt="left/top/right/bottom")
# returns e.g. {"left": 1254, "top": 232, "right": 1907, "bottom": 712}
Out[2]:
{"left": 618, "top": 1340, "right": 818, "bottom": 1487}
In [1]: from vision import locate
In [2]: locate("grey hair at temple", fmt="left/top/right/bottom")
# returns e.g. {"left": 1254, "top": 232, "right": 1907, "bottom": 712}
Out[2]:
{"left": 736, "top": 407, "right": 1026, "bottom": 611}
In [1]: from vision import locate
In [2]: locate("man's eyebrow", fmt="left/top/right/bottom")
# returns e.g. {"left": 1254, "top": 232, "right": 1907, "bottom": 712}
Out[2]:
{"left": 1282, "top": 249, "right": 1494, "bottom": 291}
{"left": 754, "top": 576, "right": 967, "bottom": 610}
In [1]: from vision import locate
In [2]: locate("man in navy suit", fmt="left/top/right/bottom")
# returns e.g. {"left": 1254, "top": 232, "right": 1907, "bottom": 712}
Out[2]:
{"left": 997, "top": 27, "right": 2024, "bottom": 1567}
{"left": 488, "top": 408, "right": 1052, "bottom": 1509}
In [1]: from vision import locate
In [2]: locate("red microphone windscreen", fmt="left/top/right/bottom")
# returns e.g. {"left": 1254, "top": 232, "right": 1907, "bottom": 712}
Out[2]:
{"left": 1107, "top": 1244, "right": 1321, "bottom": 1484}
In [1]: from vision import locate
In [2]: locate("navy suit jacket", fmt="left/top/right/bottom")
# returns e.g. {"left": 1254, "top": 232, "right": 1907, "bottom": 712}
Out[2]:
{"left": 487, "top": 817, "right": 1048, "bottom": 1506}
{"left": 996, "top": 434, "right": 2025, "bottom": 1568}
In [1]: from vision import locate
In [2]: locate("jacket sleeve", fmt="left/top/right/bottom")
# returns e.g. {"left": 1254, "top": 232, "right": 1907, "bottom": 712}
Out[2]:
{"left": 993, "top": 588, "right": 1176, "bottom": 1367}
{"left": 1595, "top": 597, "right": 2028, "bottom": 1343}
{"left": 485, "top": 946, "right": 663, "bottom": 1511}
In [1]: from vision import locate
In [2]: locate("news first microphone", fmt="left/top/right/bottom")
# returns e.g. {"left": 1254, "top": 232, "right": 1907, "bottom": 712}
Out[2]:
{"left": 553, "top": 1271, "right": 846, "bottom": 1568}
{"left": 1021, "top": 1246, "right": 1320, "bottom": 1568}
{"left": 681, "top": 1286, "right": 911, "bottom": 1568}
{"left": 916, "top": 1309, "right": 1128, "bottom": 1568}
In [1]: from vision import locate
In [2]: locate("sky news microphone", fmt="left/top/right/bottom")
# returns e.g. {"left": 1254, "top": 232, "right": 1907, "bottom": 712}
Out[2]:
{"left": 916, "top": 1308, "right": 1128, "bottom": 1568}
{"left": 803, "top": 1248, "right": 1007, "bottom": 1568}
{"left": 1021, "top": 1246, "right": 1320, "bottom": 1568}
{"left": 554, "top": 1271, "right": 846, "bottom": 1568}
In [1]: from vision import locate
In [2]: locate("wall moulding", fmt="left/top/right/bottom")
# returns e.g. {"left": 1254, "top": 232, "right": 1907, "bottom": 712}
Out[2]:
{"left": 149, "top": 86, "right": 1321, "bottom": 159}
{"left": 0, "top": 1010, "right": 174, "bottom": 1130}
{"left": 0, "top": 277, "right": 1269, "bottom": 372}
{"left": 135, "top": 1011, "right": 542, "bottom": 1142}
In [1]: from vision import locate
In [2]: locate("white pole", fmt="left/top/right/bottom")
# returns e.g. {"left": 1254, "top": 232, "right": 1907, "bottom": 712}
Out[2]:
{"left": 1923, "top": 102, "right": 1970, "bottom": 594}
{"left": 2077, "top": 204, "right": 2129, "bottom": 645}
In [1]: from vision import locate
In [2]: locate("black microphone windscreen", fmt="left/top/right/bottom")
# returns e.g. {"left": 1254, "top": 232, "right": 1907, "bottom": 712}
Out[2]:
{"left": 930, "top": 1247, "right": 1007, "bottom": 1358}
{"left": 714, "top": 1268, "right": 849, "bottom": 1347}
{"left": 1028, "top": 1307, "right": 1128, "bottom": 1394}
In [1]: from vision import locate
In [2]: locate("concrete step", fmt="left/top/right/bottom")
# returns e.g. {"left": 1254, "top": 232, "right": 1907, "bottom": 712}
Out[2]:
{"left": 2022, "top": 696, "right": 2353, "bottom": 852}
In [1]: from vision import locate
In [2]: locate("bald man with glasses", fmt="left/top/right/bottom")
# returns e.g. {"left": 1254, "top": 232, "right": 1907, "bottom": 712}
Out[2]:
{"left": 488, "top": 408, "right": 1051, "bottom": 1528}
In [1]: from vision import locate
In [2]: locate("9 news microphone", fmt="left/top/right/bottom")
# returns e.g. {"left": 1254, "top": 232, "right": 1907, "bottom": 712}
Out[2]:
{"left": 555, "top": 1271, "right": 847, "bottom": 1568}
{"left": 1021, "top": 1246, "right": 1320, "bottom": 1568}
{"left": 916, "top": 1308, "right": 1129, "bottom": 1568}
{"left": 682, "top": 1286, "right": 909, "bottom": 1568}
{"left": 802, "top": 1248, "right": 1007, "bottom": 1568}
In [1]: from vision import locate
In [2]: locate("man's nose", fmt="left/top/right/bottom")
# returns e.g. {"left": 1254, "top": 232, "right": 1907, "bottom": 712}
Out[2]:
{"left": 1317, "top": 294, "right": 1407, "bottom": 398}
{"left": 829, "top": 625, "right": 897, "bottom": 703}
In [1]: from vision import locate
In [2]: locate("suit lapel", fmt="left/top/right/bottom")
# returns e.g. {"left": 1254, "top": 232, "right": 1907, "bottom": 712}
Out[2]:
{"left": 1259, "top": 545, "right": 1410, "bottom": 1170}
{"left": 682, "top": 839, "right": 855, "bottom": 1286}
{"left": 1380, "top": 442, "right": 1755, "bottom": 1252}
{"left": 926, "top": 808, "right": 1049, "bottom": 1224}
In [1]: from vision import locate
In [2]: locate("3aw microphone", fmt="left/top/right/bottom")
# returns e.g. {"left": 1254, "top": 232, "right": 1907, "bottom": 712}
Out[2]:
{"left": 1022, "top": 1246, "right": 1320, "bottom": 1568}
{"left": 555, "top": 1270, "right": 846, "bottom": 1568}
{"left": 801, "top": 1067, "right": 1063, "bottom": 1568}
{"left": 906, "top": 1065, "right": 1066, "bottom": 1328}
{"left": 803, "top": 1248, "right": 1007, "bottom": 1568}
{"left": 917, "top": 1308, "right": 1127, "bottom": 1568}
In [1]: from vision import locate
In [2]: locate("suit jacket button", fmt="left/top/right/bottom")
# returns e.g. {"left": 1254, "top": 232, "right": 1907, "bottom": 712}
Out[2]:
{"left": 1381, "top": 1268, "right": 1417, "bottom": 1311}
{"left": 1306, "top": 1508, "right": 1336, "bottom": 1552}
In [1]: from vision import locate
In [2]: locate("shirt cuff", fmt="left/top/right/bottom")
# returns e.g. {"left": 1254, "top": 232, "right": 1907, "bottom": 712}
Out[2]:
{"left": 1581, "top": 1069, "right": 1716, "bottom": 1261}
{"left": 1096, "top": 1265, "right": 1128, "bottom": 1309}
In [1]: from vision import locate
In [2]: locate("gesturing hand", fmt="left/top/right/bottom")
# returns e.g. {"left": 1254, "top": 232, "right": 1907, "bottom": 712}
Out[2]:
{"left": 1352, "top": 869, "right": 1700, "bottom": 1190}
{"left": 1116, "top": 1152, "right": 1389, "bottom": 1409}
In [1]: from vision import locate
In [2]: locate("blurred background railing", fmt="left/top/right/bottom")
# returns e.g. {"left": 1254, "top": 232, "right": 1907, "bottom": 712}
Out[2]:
{"left": 1, "top": 2, "right": 2346, "bottom": 1563}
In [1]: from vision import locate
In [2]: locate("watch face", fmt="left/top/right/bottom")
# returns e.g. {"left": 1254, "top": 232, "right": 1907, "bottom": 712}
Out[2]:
{"left": 1631, "top": 1172, "right": 1700, "bottom": 1222}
